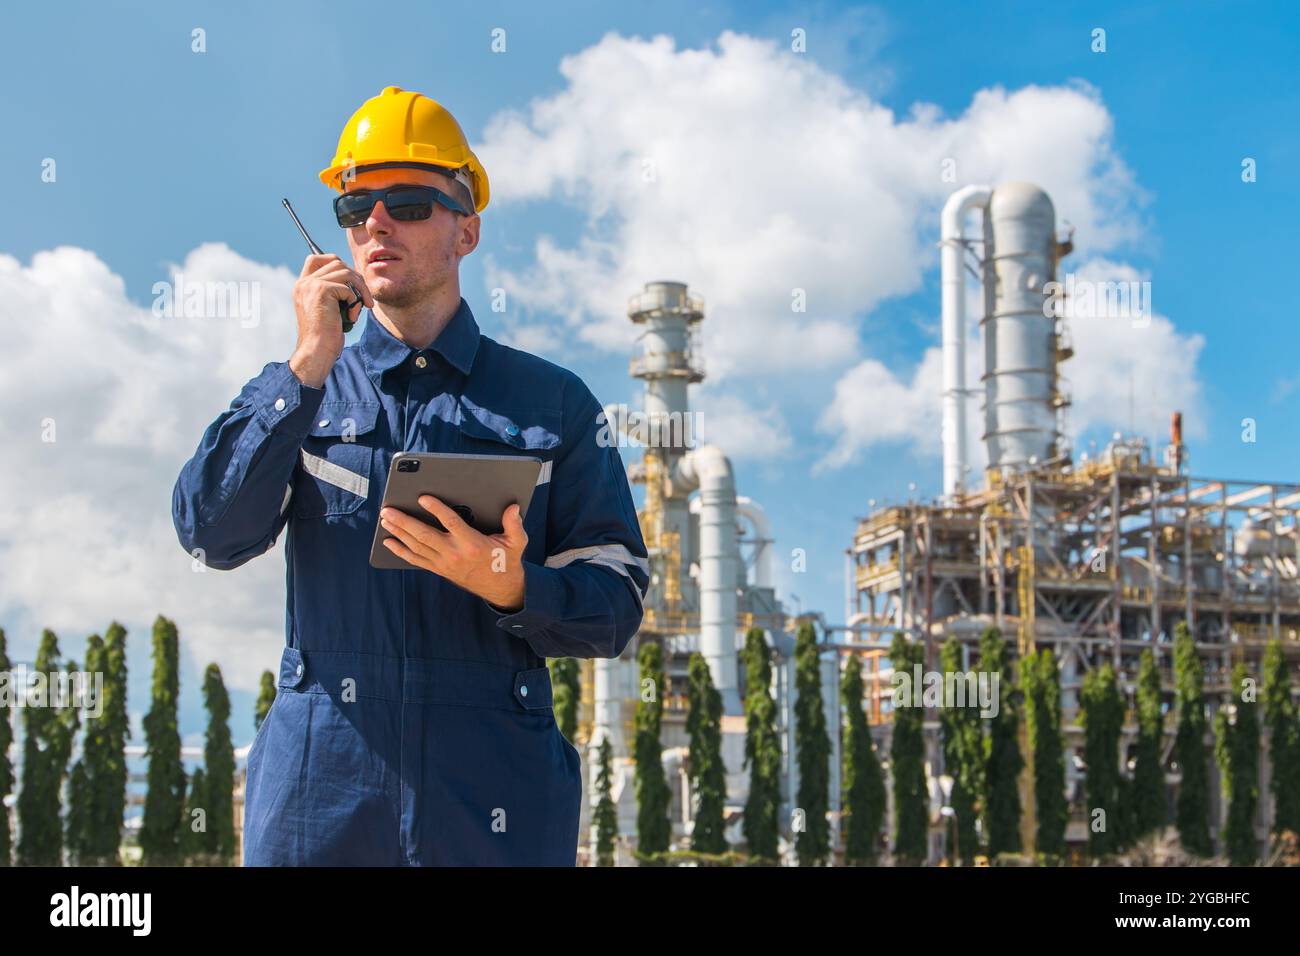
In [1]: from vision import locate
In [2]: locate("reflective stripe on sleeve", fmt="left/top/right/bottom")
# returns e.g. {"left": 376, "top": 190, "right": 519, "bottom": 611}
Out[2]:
{"left": 300, "top": 449, "right": 369, "bottom": 498}
{"left": 544, "top": 543, "right": 650, "bottom": 602}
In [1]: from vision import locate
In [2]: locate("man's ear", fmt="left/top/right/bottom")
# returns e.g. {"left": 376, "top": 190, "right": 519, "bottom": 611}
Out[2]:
{"left": 458, "top": 214, "right": 481, "bottom": 257}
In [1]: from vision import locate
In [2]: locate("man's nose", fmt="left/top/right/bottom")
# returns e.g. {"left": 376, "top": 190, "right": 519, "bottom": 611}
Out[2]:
{"left": 366, "top": 201, "right": 394, "bottom": 234}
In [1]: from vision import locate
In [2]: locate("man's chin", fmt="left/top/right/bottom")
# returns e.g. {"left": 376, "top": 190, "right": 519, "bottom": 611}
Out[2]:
{"left": 374, "top": 281, "right": 439, "bottom": 311}
{"left": 373, "top": 286, "right": 414, "bottom": 309}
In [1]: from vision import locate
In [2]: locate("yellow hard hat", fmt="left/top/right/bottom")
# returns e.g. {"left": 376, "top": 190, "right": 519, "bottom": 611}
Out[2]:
{"left": 319, "top": 86, "right": 490, "bottom": 214}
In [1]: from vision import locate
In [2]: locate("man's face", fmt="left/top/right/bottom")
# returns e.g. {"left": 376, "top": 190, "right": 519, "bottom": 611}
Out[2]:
{"left": 341, "top": 167, "right": 480, "bottom": 309}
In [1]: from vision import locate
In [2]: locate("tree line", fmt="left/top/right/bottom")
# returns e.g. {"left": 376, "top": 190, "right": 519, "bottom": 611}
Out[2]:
{"left": 0, "top": 617, "right": 274, "bottom": 866}
{"left": 3, "top": 617, "right": 1296, "bottom": 866}
{"left": 573, "top": 622, "right": 1300, "bottom": 866}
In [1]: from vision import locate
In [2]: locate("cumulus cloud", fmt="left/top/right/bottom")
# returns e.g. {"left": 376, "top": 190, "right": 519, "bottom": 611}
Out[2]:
{"left": 0, "top": 244, "right": 299, "bottom": 689}
{"left": 691, "top": 390, "right": 794, "bottom": 462}
{"left": 479, "top": 32, "right": 1140, "bottom": 373}
{"left": 1057, "top": 258, "right": 1206, "bottom": 445}
{"left": 476, "top": 29, "right": 1198, "bottom": 470}
{"left": 815, "top": 349, "right": 944, "bottom": 473}
{"left": 815, "top": 258, "right": 1206, "bottom": 472}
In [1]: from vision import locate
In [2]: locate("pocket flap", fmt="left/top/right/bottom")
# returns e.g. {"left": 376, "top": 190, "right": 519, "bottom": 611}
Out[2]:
{"left": 308, "top": 401, "right": 380, "bottom": 438}
{"left": 456, "top": 398, "right": 561, "bottom": 450}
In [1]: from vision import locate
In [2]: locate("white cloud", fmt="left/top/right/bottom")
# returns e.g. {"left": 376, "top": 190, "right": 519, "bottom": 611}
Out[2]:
{"left": 815, "top": 349, "right": 944, "bottom": 473}
{"left": 473, "top": 29, "right": 1193, "bottom": 469}
{"left": 815, "top": 257, "right": 1206, "bottom": 472}
{"left": 0, "top": 244, "right": 299, "bottom": 689}
{"left": 692, "top": 390, "right": 793, "bottom": 462}
{"left": 1058, "top": 258, "right": 1206, "bottom": 445}
{"left": 478, "top": 31, "right": 1144, "bottom": 384}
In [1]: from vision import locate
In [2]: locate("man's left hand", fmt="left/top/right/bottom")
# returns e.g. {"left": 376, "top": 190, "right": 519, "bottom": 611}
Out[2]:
{"left": 379, "top": 497, "right": 528, "bottom": 612}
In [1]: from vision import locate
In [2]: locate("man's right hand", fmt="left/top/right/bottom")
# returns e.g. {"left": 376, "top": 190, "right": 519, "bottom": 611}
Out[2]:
{"left": 288, "top": 253, "right": 374, "bottom": 388}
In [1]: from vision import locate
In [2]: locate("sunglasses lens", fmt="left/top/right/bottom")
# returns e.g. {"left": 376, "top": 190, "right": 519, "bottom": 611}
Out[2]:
{"left": 385, "top": 188, "right": 435, "bottom": 222}
{"left": 335, "top": 193, "right": 375, "bottom": 228}
{"left": 334, "top": 186, "right": 443, "bottom": 227}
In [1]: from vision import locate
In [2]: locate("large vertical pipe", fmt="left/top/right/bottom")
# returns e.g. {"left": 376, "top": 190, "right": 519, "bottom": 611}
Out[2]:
{"left": 735, "top": 496, "right": 774, "bottom": 588}
{"left": 592, "top": 656, "right": 622, "bottom": 754}
{"left": 675, "top": 445, "right": 742, "bottom": 716}
{"left": 940, "top": 185, "right": 993, "bottom": 499}
{"left": 983, "top": 182, "right": 1060, "bottom": 473}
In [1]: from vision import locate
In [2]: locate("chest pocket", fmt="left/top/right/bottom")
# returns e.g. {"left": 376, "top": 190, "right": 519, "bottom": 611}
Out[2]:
{"left": 293, "top": 401, "right": 381, "bottom": 519}
{"left": 455, "top": 401, "right": 562, "bottom": 457}
{"left": 456, "top": 402, "right": 561, "bottom": 558}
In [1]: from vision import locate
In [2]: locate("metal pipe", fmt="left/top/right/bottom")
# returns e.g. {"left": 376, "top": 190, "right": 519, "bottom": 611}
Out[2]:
{"left": 735, "top": 495, "right": 774, "bottom": 588}
{"left": 675, "top": 444, "right": 742, "bottom": 716}
{"left": 940, "top": 185, "right": 993, "bottom": 499}
{"left": 983, "top": 183, "right": 1061, "bottom": 475}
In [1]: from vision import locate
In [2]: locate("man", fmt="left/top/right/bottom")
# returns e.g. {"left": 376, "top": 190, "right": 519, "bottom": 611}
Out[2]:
{"left": 172, "top": 86, "right": 649, "bottom": 866}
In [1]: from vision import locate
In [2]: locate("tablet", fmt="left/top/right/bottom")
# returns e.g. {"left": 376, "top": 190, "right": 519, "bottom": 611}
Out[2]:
{"left": 368, "top": 451, "right": 542, "bottom": 570}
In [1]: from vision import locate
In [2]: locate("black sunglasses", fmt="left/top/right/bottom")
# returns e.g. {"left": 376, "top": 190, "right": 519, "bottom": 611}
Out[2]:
{"left": 334, "top": 184, "right": 470, "bottom": 228}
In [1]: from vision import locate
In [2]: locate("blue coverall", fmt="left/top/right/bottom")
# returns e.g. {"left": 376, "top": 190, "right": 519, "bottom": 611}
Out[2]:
{"left": 172, "top": 298, "right": 649, "bottom": 865}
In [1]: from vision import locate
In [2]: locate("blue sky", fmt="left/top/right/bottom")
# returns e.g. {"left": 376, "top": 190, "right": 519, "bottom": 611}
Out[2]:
{"left": 1, "top": 0, "right": 1297, "bottom": 748}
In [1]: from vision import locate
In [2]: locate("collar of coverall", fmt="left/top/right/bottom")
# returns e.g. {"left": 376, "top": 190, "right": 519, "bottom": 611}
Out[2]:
{"left": 358, "top": 296, "right": 481, "bottom": 379}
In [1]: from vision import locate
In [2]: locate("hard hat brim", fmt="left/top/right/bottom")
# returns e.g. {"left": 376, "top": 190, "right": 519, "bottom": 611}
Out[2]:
{"left": 319, "top": 157, "right": 489, "bottom": 214}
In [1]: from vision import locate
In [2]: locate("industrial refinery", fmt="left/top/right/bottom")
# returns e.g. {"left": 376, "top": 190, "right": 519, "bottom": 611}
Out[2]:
{"left": 578, "top": 183, "right": 1300, "bottom": 864}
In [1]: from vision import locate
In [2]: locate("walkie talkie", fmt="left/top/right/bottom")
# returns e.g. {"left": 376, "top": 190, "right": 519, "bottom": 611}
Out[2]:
{"left": 282, "top": 198, "right": 363, "bottom": 334}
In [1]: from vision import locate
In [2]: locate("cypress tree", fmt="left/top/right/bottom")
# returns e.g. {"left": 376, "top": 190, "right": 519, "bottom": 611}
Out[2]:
{"left": 593, "top": 736, "right": 617, "bottom": 866}
{"left": 1262, "top": 640, "right": 1300, "bottom": 836}
{"left": 634, "top": 641, "right": 670, "bottom": 856}
{"left": 980, "top": 627, "right": 1022, "bottom": 857}
{"left": 686, "top": 652, "right": 727, "bottom": 854}
{"left": 1175, "top": 624, "right": 1211, "bottom": 858}
{"left": 72, "top": 631, "right": 119, "bottom": 866}
{"left": 254, "top": 670, "right": 276, "bottom": 733}
{"left": 89, "top": 621, "right": 130, "bottom": 866}
{"left": 1173, "top": 622, "right": 1212, "bottom": 856}
{"left": 548, "top": 657, "right": 580, "bottom": 744}
{"left": 1023, "top": 648, "right": 1068, "bottom": 859}
{"left": 1132, "top": 648, "right": 1166, "bottom": 837}
{"left": 742, "top": 628, "right": 780, "bottom": 862}
{"left": 939, "top": 637, "right": 983, "bottom": 864}
{"left": 66, "top": 757, "right": 91, "bottom": 865}
{"left": 1214, "top": 662, "right": 1259, "bottom": 865}
{"left": 201, "top": 664, "right": 236, "bottom": 863}
{"left": 890, "top": 634, "right": 927, "bottom": 864}
{"left": 794, "top": 622, "right": 830, "bottom": 865}
{"left": 841, "top": 653, "right": 885, "bottom": 865}
{"left": 18, "top": 630, "right": 78, "bottom": 865}
{"left": 1081, "top": 662, "right": 1124, "bottom": 857}
{"left": 66, "top": 637, "right": 102, "bottom": 867}
{"left": 0, "top": 627, "right": 13, "bottom": 867}
{"left": 180, "top": 767, "right": 209, "bottom": 864}
{"left": 140, "top": 616, "right": 185, "bottom": 865}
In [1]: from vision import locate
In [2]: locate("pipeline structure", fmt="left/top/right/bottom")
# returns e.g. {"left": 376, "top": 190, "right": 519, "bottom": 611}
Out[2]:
{"left": 575, "top": 185, "right": 1297, "bottom": 863}
{"left": 850, "top": 182, "right": 1299, "bottom": 859}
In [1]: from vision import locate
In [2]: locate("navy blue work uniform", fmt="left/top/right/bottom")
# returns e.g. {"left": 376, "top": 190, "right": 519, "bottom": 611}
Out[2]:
{"left": 172, "top": 299, "right": 648, "bottom": 866}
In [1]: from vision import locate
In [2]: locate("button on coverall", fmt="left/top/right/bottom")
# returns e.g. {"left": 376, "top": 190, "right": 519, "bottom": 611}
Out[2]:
{"left": 172, "top": 299, "right": 649, "bottom": 865}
